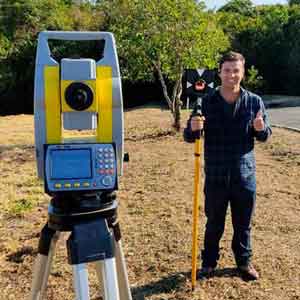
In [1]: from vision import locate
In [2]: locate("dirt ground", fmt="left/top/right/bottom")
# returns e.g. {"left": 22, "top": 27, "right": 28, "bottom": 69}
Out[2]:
{"left": 0, "top": 108, "right": 299, "bottom": 300}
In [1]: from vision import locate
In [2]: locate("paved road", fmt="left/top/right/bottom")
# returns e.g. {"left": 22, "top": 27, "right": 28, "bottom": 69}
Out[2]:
{"left": 267, "top": 107, "right": 300, "bottom": 130}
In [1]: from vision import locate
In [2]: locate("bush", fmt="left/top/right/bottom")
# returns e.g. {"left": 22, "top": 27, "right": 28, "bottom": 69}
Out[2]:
{"left": 243, "top": 65, "right": 265, "bottom": 94}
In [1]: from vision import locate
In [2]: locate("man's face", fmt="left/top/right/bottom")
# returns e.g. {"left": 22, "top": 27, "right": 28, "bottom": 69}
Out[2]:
{"left": 219, "top": 60, "right": 244, "bottom": 90}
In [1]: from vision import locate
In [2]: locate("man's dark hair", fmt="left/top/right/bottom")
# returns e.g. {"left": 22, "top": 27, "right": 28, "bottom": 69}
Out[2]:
{"left": 219, "top": 51, "right": 245, "bottom": 70}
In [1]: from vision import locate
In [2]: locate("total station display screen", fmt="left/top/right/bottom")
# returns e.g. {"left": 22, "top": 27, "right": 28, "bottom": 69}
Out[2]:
{"left": 50, "top": 149, "right": 92, "bottom": 179}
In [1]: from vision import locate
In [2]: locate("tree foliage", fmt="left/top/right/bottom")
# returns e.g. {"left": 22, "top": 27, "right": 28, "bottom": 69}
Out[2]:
{"left": 0, "top": 0, "right": 106, "bottom": 114}
{"left": 218, "top": 0, "right": 256, "bottom": 17}
{"left": 99, "top": 0, "right": 229, "bottom": 129}
{"left": 281, "top": 5, "right": 300, "bottom": 93}
{"left": 288, "top": 0, "right": 300, "bottom": 5}
{"left": 217, "top": 4, "right": 300, "bottom": 95}
{"left": 243, "top": 65, "right": 264, "bottom": 93}
{"left": 1, "top": 0, "right": 300, "bottom": 116}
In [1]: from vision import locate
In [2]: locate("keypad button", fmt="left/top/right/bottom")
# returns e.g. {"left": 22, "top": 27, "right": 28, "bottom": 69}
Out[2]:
{"left": 102, "top": 176, "right": 113, "bottom": 186}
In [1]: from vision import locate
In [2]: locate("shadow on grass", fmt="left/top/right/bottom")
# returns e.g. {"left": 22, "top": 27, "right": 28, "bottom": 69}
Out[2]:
{"left": 132, "top": 268, "right": 241, "bottom": 299}
{"left": 6, "top": 246, "right": 36, "bottom": 263}
{"left": 0, "top": 144, "right": 34, "bottom": 164}
{"left": 0, "top": 144, "right": 34, "bottom": 152}
{"left": 210, "top": 267, "right": 240, "bottom": 278}
{"left": 131, "top": 272, "right": 187, "bottom": 300}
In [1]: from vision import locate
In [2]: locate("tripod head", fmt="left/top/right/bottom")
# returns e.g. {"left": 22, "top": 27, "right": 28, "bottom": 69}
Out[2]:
{"left": 48, "top": 191, "right": 118, "bottom": 231}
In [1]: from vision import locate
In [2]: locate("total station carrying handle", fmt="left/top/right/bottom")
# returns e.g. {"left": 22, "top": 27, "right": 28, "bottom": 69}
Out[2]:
{"left": 36, "top": 31, "right": 120, "bottom": 76}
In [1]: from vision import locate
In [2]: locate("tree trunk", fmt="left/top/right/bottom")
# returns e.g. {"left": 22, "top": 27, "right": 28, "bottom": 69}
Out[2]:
{"left": 154, "top": 60, "right": 173, "bottom": 113}
{"left": 173, "top": 96, "right": 181, "bottom": 131}
{"left": 154, "top": 60, "right": 183, "bottom": 131}
{"left": 172, "top": 71, "right": 183, "bottom": 131}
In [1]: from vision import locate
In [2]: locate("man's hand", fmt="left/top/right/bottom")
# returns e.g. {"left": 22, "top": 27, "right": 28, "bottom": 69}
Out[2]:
{"left": 191, "top": 115, "right": 205, "bottom": 132}
{"left": 253, "top": 110, "right": 265, "bottom": 132}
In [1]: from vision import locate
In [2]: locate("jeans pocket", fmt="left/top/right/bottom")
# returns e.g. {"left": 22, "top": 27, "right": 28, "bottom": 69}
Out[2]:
{"left": 241, "top": 161, "right": 255, "bottom": 179}
{"left": 240, "top": 161, "right": 256, "bottom": 191}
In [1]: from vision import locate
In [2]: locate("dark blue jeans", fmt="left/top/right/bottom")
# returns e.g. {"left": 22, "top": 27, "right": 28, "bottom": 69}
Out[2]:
{"left": 201, "top": 175, "right": 256, "bottom": 268}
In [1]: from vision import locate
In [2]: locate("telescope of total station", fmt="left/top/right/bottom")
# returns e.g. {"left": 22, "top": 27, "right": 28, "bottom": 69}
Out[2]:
{"left": 28, "top": 31, "right": 132, "bottom": 300}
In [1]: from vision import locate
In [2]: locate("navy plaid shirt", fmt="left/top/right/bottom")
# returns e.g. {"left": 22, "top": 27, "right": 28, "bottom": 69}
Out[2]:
{"left": 184, "top": 88, "right": 272, "bottom": 186}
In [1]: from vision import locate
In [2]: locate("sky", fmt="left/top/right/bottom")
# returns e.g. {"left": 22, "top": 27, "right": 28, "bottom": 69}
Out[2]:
{"left": 204, "top": 0, "right": 288, "bottom": 10}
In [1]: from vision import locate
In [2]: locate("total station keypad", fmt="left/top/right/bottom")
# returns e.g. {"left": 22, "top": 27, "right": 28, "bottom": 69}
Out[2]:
{"left": 96, "top": 146, "right": 115, "bottom": 175}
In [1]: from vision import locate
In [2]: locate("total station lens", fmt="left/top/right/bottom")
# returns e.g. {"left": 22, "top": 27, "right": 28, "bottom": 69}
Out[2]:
{"left": 65, "top": 82, "right": 94, "bottom": 111}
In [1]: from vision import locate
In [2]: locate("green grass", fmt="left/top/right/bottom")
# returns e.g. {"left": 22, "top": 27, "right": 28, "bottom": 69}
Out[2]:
{"left": 0, "top": 115, "right": 44, "bottom": 216}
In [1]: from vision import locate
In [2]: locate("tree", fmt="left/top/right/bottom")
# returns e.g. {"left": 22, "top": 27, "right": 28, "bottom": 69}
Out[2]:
{"left": 100, "top": 0, "right": 228, "bottom": 130}
{"left": 281, "top": 5, "right": 300, "bottom": 94}
{"left": 0, "top": 0, "right": 106, "bottom": 114}
{"left": 288, "top": 0, "right": 300, "bottom": 5}
{"left": 217, "top": 4, "right": 293, "bottom": 94}
{"left": 243, "top": 65, "right": 265, "bottom": 93}
{"left": 219, "top": 0, "right": 256, "bottom": 17}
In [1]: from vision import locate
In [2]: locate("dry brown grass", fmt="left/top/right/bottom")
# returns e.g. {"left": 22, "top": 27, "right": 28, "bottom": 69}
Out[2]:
{"left": 0, "top": 115, "right": 47, "bottom": 217}
{"left": 0, "top": 108, "right": 299, "bottom": 300}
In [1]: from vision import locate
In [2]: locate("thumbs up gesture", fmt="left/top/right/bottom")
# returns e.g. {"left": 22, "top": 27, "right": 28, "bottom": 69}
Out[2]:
{"left": 253, "top": 110, "right": 265, "bottom": 131}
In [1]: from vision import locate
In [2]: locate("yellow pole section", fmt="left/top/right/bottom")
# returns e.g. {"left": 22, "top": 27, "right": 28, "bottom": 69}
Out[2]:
{"left": 191, "top": 137, "right": 202, "bottom": 290}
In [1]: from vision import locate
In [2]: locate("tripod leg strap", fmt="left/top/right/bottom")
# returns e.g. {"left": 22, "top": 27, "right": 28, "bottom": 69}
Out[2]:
{"left": 38, "top": 224, "right": 57, "bottom": 255}
{"left": 112, "top": 221, "right": 121, "bottom": 242}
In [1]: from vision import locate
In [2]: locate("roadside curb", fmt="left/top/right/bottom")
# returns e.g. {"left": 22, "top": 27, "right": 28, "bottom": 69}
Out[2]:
{"left": 263, "top": 97, "right": 300, "bottom": 109}
{"left": 271, "top": 124, "right": 300, "bottom": 133}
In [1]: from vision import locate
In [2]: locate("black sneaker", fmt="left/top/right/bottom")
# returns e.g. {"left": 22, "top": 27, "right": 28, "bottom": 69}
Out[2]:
{"left": 238, "top": 264, "right": 259, "bottom": 281}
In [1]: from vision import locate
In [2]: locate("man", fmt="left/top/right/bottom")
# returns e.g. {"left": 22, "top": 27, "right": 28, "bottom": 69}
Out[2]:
{"left": 184, "top": 51, "right": 272, "bottom": 280}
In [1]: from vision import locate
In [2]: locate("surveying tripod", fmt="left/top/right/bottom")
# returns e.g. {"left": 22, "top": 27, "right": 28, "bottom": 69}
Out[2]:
{"left": 29, "top": 192, "right": 132, "bottom": 300}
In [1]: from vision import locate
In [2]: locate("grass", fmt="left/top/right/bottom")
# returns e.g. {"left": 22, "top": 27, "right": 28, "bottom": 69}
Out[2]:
{"left": 0, "top": 115, "right": 46, "bottom": 216}
{"left": 0, "top": 109, "right": 299, "bottom": 299}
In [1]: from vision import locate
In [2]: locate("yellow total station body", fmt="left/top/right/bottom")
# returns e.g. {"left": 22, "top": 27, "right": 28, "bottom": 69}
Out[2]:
{"left": 44, "top": 65, "right": 113, "bottom": 144}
